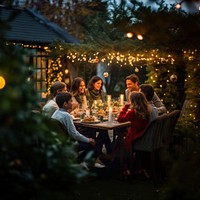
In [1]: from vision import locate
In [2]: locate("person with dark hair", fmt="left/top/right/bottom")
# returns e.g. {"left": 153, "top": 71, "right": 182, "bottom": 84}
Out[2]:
{"left": 114, "top": 91, "right": 151, "bottom": 178}
{"left": 140, "top": 84, "right": 158, "bottom": 123}
{"left": 52, "top": 92, "right": 111, "bottom": 167}
{"left": 52, "top": 91, "right": 95, "bottom": 145}
{"left": 70, "top": 77, "right": 87, "bottom": 111}
{"left": 86, "top": 75, "right": 104, "bottom": 107}
{"left": 42, "top": 81, "right": 67, "bottom": 117}
{"left": 118, "top": 91, "right": 150, "bottom": 148}
{"left": 125, "top": 74, "right": 139, "bottom": 102}
{"left": 71, "top": 77, "right": 112, "bottom": 156}
{"left": 125, "top": 74, "right": 167, "bottom": 115}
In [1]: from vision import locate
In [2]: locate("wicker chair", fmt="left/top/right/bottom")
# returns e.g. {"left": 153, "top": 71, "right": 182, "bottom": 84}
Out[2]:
{"left": 132, "top": 114, "right": 168, "bottom": 187}
{"left": 49, "top": 118, "right": 69, "bottom": 137}
{"left": 132, "top": 110, "right": 181, "bottom": 187}
{"left": 162, "top": 110, "right": 181, "bottom": 147}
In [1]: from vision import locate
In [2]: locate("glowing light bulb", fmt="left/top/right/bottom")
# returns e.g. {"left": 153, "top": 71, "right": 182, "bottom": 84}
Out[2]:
{"left": 126, "top": 32, "right": 133, "bottom": 38}
{"left": 137, "top": 34, "right": 143, "bottom": 40}
{"left": 0, "top": 76, "right": 6, "bottom": 89}
{"left": 176, "top": 4, "right": 181, "bottom": 9}
{"left": 103, "top": 72, "right": 109, "bottom": 78}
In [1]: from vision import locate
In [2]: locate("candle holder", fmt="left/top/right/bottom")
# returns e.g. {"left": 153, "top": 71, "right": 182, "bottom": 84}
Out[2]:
{"left": 108, "top": 107, "right": 113, "bottom": 122}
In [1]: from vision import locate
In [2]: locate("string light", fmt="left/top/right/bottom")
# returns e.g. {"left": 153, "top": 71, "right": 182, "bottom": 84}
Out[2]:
{"left": 137, "top": 34, "right": 143, "bottom": 40}
{"left": 126, "top": 32, "right": 133, "bottom": 38}
{"left": 10, "top": 43, "right": 199, "bottom": 118}
{"left": 176, "top": 3, "right": 181, "bottom": 9}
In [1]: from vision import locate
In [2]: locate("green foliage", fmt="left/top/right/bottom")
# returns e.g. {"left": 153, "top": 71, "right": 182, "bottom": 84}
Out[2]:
{"left": 184, "top": 52, "right": 200, "bottom": 127}
{"left": 164, "top": 121, "right": 200, "bottom": 200}
{"left": 145, "top": 60, "right": 184, "bottom": 112}
{"left": 0, "top": 43, "right": 90, "bottom": 199}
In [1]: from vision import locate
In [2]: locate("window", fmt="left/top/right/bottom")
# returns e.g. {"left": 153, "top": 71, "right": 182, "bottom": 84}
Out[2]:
{"left": 30, "top": 50, "right": 48, "bottom": 101}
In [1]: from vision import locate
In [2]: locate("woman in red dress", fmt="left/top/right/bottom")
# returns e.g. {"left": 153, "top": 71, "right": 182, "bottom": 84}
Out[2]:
{"left": 117, "top": 91, "right": 151, "bottom": 178}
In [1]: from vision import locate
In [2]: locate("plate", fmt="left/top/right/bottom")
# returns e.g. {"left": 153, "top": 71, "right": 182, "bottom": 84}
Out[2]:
{"left": 102, "top": 117, "right": 108, "bottom": 121}
{"left": 80, "top": 119, "right": 100, "bottom": 124}
{"left": 73, "top": 117, "right": 80, "bottom": 121}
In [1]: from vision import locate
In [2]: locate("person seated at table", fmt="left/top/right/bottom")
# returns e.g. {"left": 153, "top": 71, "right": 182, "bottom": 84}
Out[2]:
{"left": 86, "top": 75, "right": 104, "bottom": 107}
{"left": 70, "top": 77, "right": 87, "bottom": 116}
{"left": 125, "top": 74, "right": 167, "bottom": 115}
{"left": 42, "top": 81, "right": 67, "bottom": 117}
{"left": 113, "top": 91, "right": 151, "bottom": 179}
{"left": 70, "top": 76, "right": 96, "bottom": 137}
{"left": 51, "top": 91, "right": 112, "bottom": 166}
{"left": 140, "top": 84, "right": 158, "bottom": 123}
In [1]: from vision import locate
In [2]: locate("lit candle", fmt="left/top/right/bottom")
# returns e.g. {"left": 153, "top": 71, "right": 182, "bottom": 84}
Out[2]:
{"left": 120, "top": 94, "right": 124, "bottom": 106}
{"left": 108, "top": 107, "right": 113, "bottom": 122}
{"left": 82, "top": 95, "right": 87, "bottom": 110}
{"left": 94, "top": 100, "right": 97, "bottom": 108}
{"left": 107, "top": 95, "right": 111, "bottom": 107}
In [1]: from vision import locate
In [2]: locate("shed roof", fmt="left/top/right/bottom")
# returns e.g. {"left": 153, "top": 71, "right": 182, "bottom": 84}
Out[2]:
{"left": 0, "top": 6, "right": 79, "bottom": 45}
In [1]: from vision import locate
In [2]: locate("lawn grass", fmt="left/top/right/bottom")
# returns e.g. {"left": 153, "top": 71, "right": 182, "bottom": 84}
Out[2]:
{"left": 69, "top": 168, "right": 168, "bottom": 200}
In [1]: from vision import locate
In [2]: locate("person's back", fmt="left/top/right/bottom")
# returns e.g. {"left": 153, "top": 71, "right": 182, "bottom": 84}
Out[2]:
{"left": 116, "top": 91, "right": 151, "bottom": 177}
{"left": 42, "top": 99, "right": 58, "bottom": 117}
{"left": 140, "top": 84, "right": 158, "bottom": 123}
{"left": 118, "top": 91, "right": 150, "bottom": 144}
{"left": 42, "top": 81, "right": 67, "bottom": 117}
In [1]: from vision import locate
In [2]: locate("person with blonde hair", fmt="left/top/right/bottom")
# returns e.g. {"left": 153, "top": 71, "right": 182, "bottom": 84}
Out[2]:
{"left": 42, "top": 81, "right": 67, "bottom": 117}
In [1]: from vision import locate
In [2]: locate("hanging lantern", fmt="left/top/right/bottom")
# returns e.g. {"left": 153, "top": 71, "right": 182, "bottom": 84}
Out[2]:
{"left": 170, "top": 74, "right": 178, "bottom": 82}
{"left": 135, "top": 67, "right": 139, "bottom": 72}
{"left": 103, "top": 72, "right": 109, "bottom": 78}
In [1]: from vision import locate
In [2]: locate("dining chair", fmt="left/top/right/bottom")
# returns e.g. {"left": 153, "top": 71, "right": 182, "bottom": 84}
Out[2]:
{"left": 49, "top": 118, "right": 69, "bottom": 137}
{"left": 132, "top": 113, "right": 168, "bottom": 188}
{"left": 132, "top": 110, "right": 181, "bottom": 188}
{"left": 162, "top": 110, "right": 181, "bottom": 149}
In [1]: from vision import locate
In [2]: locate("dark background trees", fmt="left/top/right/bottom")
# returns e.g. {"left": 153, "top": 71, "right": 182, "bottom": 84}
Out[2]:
{"left": 1, "top": 1, "right": 200, "bottom": 198}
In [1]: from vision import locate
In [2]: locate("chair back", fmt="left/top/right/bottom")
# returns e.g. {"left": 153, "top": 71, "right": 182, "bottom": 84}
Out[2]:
{"left": 133, "top": 114, "right": 168, "bottom": 152}
{"left": 162, "top": 110, "right": 181, "bottom": 145}
{"left": 49, "top": 118, "right": 69, "bottom": 137}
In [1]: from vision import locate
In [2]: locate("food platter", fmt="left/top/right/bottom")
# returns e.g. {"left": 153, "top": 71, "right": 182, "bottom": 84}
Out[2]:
{"left": 73, "top": 117, "right": 80, "bottom": 121}
{"left": 80, "top": 119, "right": 100, "bottom": 124}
